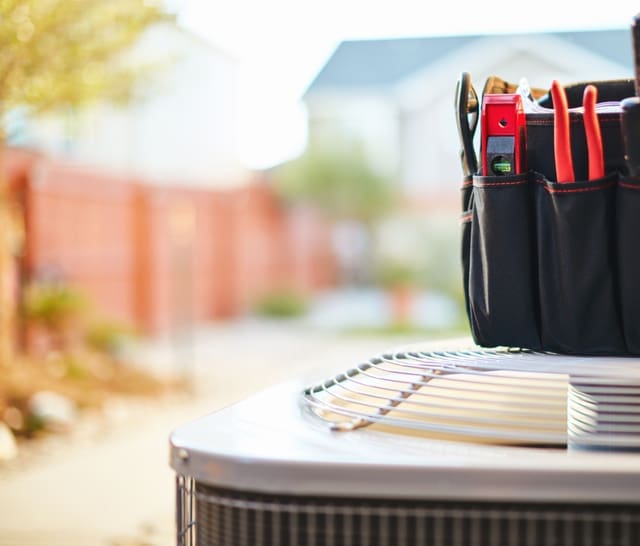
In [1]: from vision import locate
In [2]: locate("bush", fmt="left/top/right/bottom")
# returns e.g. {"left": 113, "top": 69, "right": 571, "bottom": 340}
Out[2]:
{"left": 23, "top": 282, "right": 89, "bottom": 331}
{"left": 86, "top": 320, "right": 137, "bottom": 356}
{"left": 374, "top": 260, "right": 419, "bottom": 289}
{"left": 254, "top": 290, "right": 309, "bottom": 318}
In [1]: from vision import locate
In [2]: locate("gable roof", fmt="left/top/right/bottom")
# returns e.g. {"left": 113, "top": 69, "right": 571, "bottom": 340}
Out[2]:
{"left": 304, "top": 29, "right": 632, "bottom": 97}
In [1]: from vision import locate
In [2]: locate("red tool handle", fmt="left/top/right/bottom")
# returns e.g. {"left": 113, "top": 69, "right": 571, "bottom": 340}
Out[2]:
{"left": 551, "top": 80, "right": 575, "bottom": 183}
{"left": 583, "top": 84, "right": 604, "bottom": 180}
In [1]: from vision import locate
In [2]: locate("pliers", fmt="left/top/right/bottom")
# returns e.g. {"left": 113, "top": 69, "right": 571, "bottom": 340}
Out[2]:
{"left": 551, "top": 80, "right": 604, "bottom": 182}
{"left": 455, "top": 72, "right": 479, "bottom": 177}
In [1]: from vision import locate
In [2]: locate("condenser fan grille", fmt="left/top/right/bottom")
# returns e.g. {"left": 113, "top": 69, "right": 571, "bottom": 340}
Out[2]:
{"left": 302, "top": 348, "right": 640, "bottom": 448}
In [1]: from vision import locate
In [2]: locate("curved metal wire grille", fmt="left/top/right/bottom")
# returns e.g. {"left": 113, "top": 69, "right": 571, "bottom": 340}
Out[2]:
{"left": 302, "top": 347, "right": 640, "bottom": 447}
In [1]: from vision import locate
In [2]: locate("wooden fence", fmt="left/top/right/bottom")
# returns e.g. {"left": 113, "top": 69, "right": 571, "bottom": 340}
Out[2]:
{"left": 4, "top": 148, "right": 336, "bottom": 340}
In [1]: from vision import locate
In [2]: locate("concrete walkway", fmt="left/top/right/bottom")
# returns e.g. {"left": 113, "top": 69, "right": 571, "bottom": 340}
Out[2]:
{"left": 0, "top": 319, "right": 439, "bottom": 546}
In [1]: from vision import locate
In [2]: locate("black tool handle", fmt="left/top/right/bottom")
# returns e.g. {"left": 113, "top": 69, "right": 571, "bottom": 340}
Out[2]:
{"left": 622, "top": 97, "right": 640, "bottom": 176}
{"left": 634, "top": 13, "right": 640, "bottom": 96}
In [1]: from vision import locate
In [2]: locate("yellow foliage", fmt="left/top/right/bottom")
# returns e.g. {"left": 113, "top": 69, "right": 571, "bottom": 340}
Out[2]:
{"left": 0, "top": 0, "right": 174, "bottom": 113}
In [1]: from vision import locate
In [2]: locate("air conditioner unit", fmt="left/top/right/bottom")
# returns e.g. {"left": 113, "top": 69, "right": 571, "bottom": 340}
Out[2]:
{"left": 169, "top": 344, "right": 640, "bottom": 546}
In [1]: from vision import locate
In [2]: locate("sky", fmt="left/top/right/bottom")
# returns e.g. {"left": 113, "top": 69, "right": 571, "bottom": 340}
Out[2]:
{"left": 175, "top": 0, "right": 640, "bottom": 170}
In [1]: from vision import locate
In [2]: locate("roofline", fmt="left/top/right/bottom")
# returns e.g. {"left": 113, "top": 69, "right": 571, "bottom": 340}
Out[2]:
{"left": 303, "top": 26, "right": 630, "bottom": 100}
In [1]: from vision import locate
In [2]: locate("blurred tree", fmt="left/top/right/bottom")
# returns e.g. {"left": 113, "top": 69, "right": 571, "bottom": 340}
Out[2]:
{"left": 274, "top": 144, "right": 397, "bottom": 225}
{"left": 274, "top": 144, "right": 397, "bottom": 285}
{"left": 0, "top": 0, "right": 172, "bottom": 114}
{"left": 0, "top": 0, "right": 173, "bottom": 367}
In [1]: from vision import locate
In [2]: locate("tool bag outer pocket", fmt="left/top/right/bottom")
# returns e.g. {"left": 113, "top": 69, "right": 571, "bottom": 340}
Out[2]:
{"left": 460, "top": 176, "right": 473, "bottom": 319}
{"left": 534, "top": 172, "right": 624, "bottom": 354}
{"left": 466, "top": 172, "right": 541, "bottom": 350}
{"left": 617, "top": 176, "right": 640, "bottom": 353}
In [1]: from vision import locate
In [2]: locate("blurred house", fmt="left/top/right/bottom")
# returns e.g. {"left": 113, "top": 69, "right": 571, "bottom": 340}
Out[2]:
{"left": 9, "top": 22, "right": 246, "bottom": 188}
{"left": 303, "top": 29, "right": 633, "bottom": 207}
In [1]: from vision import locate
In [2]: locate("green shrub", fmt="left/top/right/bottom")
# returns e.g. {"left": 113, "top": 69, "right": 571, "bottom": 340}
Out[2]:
{"left": 254, "top": 290, "right": 309, "bottom": 318}
{"left": 23, "top": 282, "right": 89, "bottom": 330}
{"left": 86, "top": 320, "right": 137, "bottom": 355}
{"left": 374, "top": 260, "right": 419, "bottom": 289}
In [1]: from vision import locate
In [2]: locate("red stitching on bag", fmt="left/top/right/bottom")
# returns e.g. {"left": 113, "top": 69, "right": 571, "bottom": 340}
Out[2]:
{"left": 538, "top": 180, "right": 615, "bottom": 193}
{"left": 619, "top": 181, "right": 640, "bottom": 190}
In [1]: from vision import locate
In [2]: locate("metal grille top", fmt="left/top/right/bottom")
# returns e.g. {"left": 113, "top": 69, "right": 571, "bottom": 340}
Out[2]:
{"left": 302, "top": 347, "right": 640, "bottom": 448}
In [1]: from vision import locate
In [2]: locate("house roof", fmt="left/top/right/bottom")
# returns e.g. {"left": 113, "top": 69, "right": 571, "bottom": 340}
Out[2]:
{"left": 304, "top": 29, "right": 632, "bottom": 97}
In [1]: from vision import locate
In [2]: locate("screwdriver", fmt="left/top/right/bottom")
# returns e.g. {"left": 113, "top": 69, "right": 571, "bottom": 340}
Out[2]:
{"left": 622, "top": 97, "right": 640, "bottom": 177}
{"left": 622, "top": 12, "right": 640, "bottom": 177}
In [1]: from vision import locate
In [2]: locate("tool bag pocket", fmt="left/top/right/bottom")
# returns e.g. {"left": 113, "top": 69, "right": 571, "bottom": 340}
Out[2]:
{"left": 617, "top": 176, "right": 640, "bottom": 353}
{"left": 466, "top": 172, "right": 541, "bottom": 350}
{"left": 460, "top": 176, "right": 474, "bottom": 319}
{"left": 534, "top": 173, "right": 624, "bottom": 354}
{"left": 463, "top": 170, "right": 635, "bottom": 354}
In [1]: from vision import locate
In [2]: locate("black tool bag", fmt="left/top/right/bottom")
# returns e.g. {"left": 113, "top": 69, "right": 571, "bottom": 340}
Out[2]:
{"left": 460, "top": 77, "right": 640, "bottom": 355}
